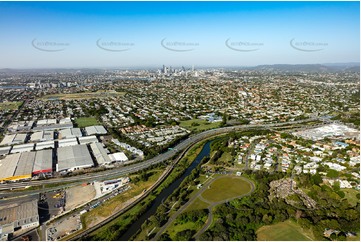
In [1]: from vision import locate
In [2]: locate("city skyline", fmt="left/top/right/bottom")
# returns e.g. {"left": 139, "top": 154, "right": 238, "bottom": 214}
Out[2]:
{"left": 0, "top": 1, "right": 359, "bottom": 68}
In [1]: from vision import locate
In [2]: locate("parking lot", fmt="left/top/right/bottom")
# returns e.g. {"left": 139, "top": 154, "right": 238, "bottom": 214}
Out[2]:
{"left": 38, "top": 190, "right": 65, "bottom": 220}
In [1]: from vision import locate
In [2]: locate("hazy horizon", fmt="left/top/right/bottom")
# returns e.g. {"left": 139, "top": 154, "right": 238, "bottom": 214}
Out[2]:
{"left": 0, "top": 62, "right": 360, "bottom": 71}
{"left": 0, "top": 1, "right": 359, "bottom": 68}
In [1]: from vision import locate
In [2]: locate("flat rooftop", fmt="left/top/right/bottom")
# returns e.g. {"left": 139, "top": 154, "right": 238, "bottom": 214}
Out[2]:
{"left": 35, "top": 141, "right": 54, "bottom": 151}
{"left": 58, "top": 138, "right": 78, "bottom": 148}
{"left": 85, "top": 125, "right": 107, "bottom": 135}
{"left": 90, "top": 142, "right": 111, "bottom": 165}
{"left": 10, "top": 143, "right": 34, "bottom": 154}
{"left": 78, "top": 135, "right": 98, "bottom": 145}
{"left": 0, "top": 146, "right": 11, "bottom": 156}
{"left": 14, "top": 151, "right": 36, "bottom": 178}
{"left": 0, "top": 199, "right": 39, "bottom": 227}
{"left": 57, "top": 145, "right": 94, "bottom": 172}
{"left": 59, "top": 128, "right": 82, "bottom": 139}
{"left": 33, "top": 149, "right": 53, "bottom": 174}
{"left": 0, "top": 153, "right": 21, "bottom": 181}
{"left": 293, "top": 123, "right": 360, "bottom": 141}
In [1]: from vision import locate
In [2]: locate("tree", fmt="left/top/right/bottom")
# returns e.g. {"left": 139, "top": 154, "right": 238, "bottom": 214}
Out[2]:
{"left": 327, "top": 169, "right": 339, "bottom": 178}
{"left": 175, "top": 229, "right": 196, "bottom": 241}
{"left": 191, "top": 122, "right": 200, "bottom": 127}
{"left": 333, "top": 181, "right": 341, "bottom": 191}
{"left": 159, "top": 233, "right": 171, "bottom": 241}
{"left": 221, "top": 113, "right": 227, "bottom": 126}
{"left": 311, "top": 173, "right": 323, "bottom": 186}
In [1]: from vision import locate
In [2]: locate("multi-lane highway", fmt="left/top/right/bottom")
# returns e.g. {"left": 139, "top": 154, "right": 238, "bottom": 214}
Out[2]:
{"left": 0, "top": 118, "right": 318, "bottom": 195}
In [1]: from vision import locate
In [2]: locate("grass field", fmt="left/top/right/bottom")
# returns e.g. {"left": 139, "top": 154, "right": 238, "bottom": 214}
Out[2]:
{"left": 75, "top": 117, "right": 100, "bottom": 128}
{"left": 0, "top": 101, "right": 22, "bottom": 110}
{"left": 179, "top": 119, "right": 221, "bottom": 132}
{"left": 256, "top": 220, "right": 314, "bottom": 241}
{"left": 41, "top": 90, "right": 125, "bottom": 100}
{"left": 201, "top": 176, "right": 252, "bottom": 203}
{"left": 185, "top": 198, "right": 210, "bottom": 212}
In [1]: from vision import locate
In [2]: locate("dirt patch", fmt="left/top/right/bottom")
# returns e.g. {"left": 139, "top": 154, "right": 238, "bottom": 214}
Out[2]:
{"left": 48, "top": 215, "right": 82, "bottom": 241}
{"left": 268, "top": 178, "right": 317, "bottom": 209}
{"left": 65, "top": 184, "right": 96, "bottom": 211}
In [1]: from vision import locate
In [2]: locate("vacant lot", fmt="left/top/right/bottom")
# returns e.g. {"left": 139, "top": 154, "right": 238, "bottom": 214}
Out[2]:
{"left": 0, "top": 101, "right": 22, "bottom": 110}
{"left": 82, "top": 170, "right": 163, "bottom": 228}
{"left": 75, "top": 117, "right": 99, "bottom": 128}
{"left": 179, "top": 119, "right": 221, "bottom": 132}
{"left": 256, "top": 220, "right": 314, "bottom": 241}
{"left": 41, "top": 90, "right": 125, "bottom": 100}
{"left": 218, "top": 151, "right": 233, "bottom": 163}
{"left": 65, "top": 184, "right": 96, "bottom": 211}
{"left": 201, "top": 176, "right": 252, "bottom": 203}
{"left": 50, "top": 214, "right": 82, "bottom": 240}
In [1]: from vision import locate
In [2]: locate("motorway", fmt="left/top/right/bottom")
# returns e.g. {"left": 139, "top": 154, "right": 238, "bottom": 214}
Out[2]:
{"left": 0, "top": 118, "right": 318, "bottom": 196}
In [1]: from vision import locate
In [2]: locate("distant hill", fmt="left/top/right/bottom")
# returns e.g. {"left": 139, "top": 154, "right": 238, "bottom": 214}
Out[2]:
{"left": 250, "top": 63, "right": 360, "bottom": 73}
{"left": 0, "top": 63, "right": 359, "bottom": 73}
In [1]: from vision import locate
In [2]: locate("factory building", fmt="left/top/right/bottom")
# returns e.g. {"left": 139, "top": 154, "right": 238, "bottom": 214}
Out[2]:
{"left": 13, "top": 152, "right": 36, "bottom": 181}
{"left": 58, "top": 138, "right": 78, "bottom": 148}
{"left": 0, "top": 200, "right": 39, "bottom": 240}
{"left": 108, "top": 152, "right": 128, "bottom": 163}
{"left": 10, "top": 143, "right": 34, "bottom": 154}
{"left": 0, "top": 152, "right": 36, "bottom": 182}
{"left": 36, "top": 119, "right": 57, "bottom": 127}
{"left": 59, "top": 117, "right": 72, "bottom": 124}
{"left": 7, "top": 121, "right": 34, "bottom": 133}
{"left": 32, "top": 119, "right": 73, "bottom": 131}
{"left": 0, "top": 133, "right": 27, "bottom": 146}
{"left": 35, "top": 141, "right": 54, "bottom": 151}
{"left": 85, "top": 125, "right": 107, "bottom": 136}
{"left": 33, "top": 149, "right": 53, "bottom": 175}
{"left": 0, "top": 147, "right": 11, "bottom": 157}
{"left": 30, "top": 130, "right": 54, "bottom": 142}
{"left": 58, "top": 128, "right": 82, "bottom": 139}
{"left": 0, "top": 153, "right": 21, "bottom": 182}
{"left": 57, "top": 145, "right": 94, "bottom": 172}
{"left": 0, "top": 134, "right": 16, "bottom": 146}
{"left": 90, "top": 142, "right": 112, "bottom": 166}
{"left": 78, "top": 135, "right": 98, "bottom": 145}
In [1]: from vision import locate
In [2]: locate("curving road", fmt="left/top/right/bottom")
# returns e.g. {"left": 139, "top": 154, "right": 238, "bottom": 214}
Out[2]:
{"left": 0, "top": 118, "right": 317, "bottom": 195}
{"left": 194, "top": 176, "right": 255, "bottom": 240}
{"left": 152, "top": 175, "right": 255, "bottom": 241}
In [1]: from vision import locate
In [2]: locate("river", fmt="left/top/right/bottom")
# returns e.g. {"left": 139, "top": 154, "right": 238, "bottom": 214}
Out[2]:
{"left": 118, "top": 140, "right": 212, "bottom": 240}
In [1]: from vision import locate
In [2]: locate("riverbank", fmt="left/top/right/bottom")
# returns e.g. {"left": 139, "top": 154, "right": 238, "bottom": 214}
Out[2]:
{"left": 78, "top": 138, "right": 209, "bottom": 240}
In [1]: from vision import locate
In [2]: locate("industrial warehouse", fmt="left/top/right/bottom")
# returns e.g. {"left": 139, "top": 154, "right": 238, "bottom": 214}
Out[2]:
{"left": 57, "top": 145, "right": 94, "bottom": 172}
{"left": 0, "top": 123, "right": 129, "bottom": 182}
{"left": 0, "top": 199, "right": 39, "bottom": 240}
{"left": 0, "top": 151, "right": 50, "bottom": 182}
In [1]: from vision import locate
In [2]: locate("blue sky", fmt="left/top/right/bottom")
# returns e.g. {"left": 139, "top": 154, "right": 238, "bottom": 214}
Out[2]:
{"left": 0, "top": 1, "right": 359, "bottom": 68}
